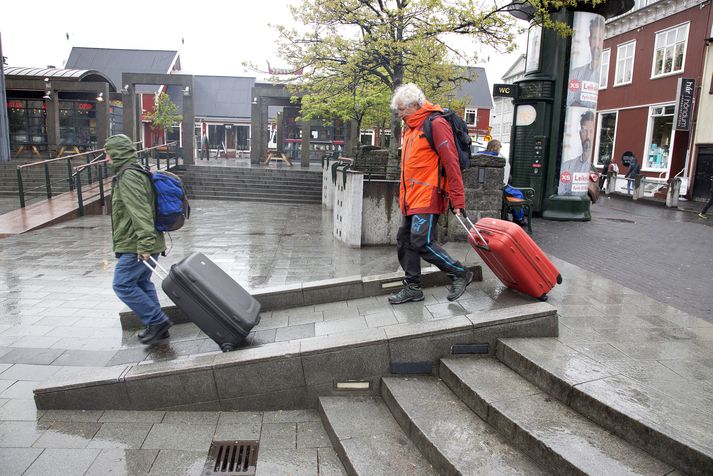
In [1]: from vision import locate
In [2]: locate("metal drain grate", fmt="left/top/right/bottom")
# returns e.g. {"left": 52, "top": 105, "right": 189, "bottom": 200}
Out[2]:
{"left": 204, "top": 440, "right": 259, "bottom": 475}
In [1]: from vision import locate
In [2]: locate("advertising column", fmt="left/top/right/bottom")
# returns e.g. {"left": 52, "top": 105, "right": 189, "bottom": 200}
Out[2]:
{"left": 557, "top": 12, "right": 605, "bottom": 196}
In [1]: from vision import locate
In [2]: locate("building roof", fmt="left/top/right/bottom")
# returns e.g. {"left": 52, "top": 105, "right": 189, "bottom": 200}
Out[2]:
{"left": 4, "top": 66, "right": 115, "bottom": 89}
{"left": 502, "top": 55, "right": 526, "bottom": 82}
{"left": 455, "top": 66, "right": 493, "bottom": 109}
{"left": 65, "top": 47, "right": 179, "bottom": 94}
{"left": 193, "top": 75, "right": 256, "bottom": 120}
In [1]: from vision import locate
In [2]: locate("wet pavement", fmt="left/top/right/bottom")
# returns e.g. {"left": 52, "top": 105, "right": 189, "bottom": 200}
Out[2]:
{"left": 0, "top": 195, "right": 712, "bottom": 474}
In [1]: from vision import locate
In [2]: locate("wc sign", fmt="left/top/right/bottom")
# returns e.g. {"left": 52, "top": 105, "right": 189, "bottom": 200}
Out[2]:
{"left": 674, "top": 78, "right": 695, "bottom": 131}
{"left": 493, "top": 84, "right": 517, "bottom": 98}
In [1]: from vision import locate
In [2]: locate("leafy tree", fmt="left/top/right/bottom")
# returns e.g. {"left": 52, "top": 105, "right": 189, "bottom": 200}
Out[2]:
{"left": 276, "top": 0, "right": 595, "bottom": 157}
{"left": 144, "top": 92, "right": 182, "bottom": 135}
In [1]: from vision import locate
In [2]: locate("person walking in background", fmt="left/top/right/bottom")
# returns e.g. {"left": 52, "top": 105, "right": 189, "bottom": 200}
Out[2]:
{"left": 698, "top": 173, "right": 713, "bottom": 219}
{"left": 623, "top": 151, "right": 640, "bottom": 195}
{"left": 388, "top": 83, "right": 473, "bottom": 304}
{"left": 599, "top": 155, "right": 612, "bottom": 191}
{"left": 106, "top": 134, "right": 172, "bottom": 345}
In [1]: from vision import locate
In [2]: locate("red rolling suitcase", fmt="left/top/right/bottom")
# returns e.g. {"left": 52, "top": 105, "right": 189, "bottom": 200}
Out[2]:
{"left": 145, "top": 253, "right": 261, "bottom": 351}
{"left": 456, "top": 214, "right": 561, "bottom": 301}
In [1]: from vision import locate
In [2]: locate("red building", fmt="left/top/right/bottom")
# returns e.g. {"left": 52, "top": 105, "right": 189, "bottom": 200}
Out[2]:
{"left": 596, "top": 0, "right": 713, "bottom": 197}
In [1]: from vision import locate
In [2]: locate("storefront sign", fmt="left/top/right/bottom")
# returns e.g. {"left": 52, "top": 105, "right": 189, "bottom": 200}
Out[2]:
{"left": 674, "top": 78, "right": 695, "bottom": 131}
{"left": 78, "top": 102, "right": 94, "bottom": 111}
{"left": 7, "top": 100, "right": 23, "bottom": 109}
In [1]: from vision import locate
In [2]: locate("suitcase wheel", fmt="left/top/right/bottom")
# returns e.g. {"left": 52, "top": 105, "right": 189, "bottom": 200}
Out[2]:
{"left": 539, "top": 294, "right": 548, "bottom": 302}
{"left": 220, "top": 343, "right": 237, "bottom": 352}
{"left": 556, "top": 274, "right": 563, "bottom": 285}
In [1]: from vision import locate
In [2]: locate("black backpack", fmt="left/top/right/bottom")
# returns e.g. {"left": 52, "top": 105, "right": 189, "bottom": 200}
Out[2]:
{"left": 423, "top": 110, "right": 472, "bottom": 171}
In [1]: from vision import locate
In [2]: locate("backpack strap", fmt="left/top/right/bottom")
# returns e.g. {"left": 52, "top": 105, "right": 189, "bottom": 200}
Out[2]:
{"left": 422, "top": 112, "right": 447, "bottom": 196}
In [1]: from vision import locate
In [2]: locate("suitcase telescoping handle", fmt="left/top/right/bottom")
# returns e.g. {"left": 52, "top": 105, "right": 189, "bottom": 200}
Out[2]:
{"left": 142, "top": 256, "right": 169, "bottom": 281}
{"left": 453, "top": 209, "right": 490, "bottom": 252}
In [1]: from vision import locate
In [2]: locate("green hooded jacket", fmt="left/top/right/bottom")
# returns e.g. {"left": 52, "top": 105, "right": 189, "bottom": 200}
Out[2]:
{"left": 107, "top": 134, "right": 166, "bottom": 255}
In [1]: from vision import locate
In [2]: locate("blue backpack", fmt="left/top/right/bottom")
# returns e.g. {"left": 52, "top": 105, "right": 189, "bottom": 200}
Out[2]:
{"left": 124, "top": 165, "right": 190, "bottom": 232}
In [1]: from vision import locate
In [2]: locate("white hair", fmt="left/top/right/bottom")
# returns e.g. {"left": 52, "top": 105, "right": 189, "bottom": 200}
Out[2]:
{"left": 390, "top": 83, "right": 426, "bottom": 110}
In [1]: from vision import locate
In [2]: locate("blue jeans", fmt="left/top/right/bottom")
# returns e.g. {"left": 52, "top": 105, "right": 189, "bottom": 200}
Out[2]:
{"left": 113, "top": 253, "right": 168, "bottom": 326}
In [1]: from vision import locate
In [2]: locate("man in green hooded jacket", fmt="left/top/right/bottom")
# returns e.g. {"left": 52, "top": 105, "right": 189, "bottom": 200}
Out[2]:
{"left": 106, "top": 134, "right": 172, "bottom": 345}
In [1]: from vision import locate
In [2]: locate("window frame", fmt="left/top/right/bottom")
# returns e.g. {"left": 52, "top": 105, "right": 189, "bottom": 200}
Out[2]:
{"left": 599, "top": 49, "right": 611, "bottom": 89}
{"left": 614, "top": 40, "right": 636, "bottom": 86}
{"left": 594, "top": 110, "right": 618, "bottom": 167}
{"left": 642, "top": 103, "right": 676, "bottom": 175}
{"left": 464, "top": 108, "right": 477, "bottom": 127}
{"left": 651, "top": 22, "right": 690, "bottom": 79}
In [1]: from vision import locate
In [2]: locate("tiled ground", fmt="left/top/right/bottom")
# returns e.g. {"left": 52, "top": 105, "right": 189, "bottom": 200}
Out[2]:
{"left": 1, "top": 197, "right": 712, "bottom": 475}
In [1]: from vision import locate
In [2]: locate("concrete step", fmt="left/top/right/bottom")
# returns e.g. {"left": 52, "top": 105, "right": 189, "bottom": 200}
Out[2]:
{"left": 318, "top": 396, "right": 437, "bottom": 476}
{"left": 440, "top": 356, "right": 673, "bottom": 476}
{"left": 183, "top": 181, "right": 321, "bottom": 191}
{"left": 496, "top": 337, "right": 713, "bottom": 476}
{"left": 186, "top": 194, "right": 321, "bottom": 204}
{"left": 381, "top": 376, "right": 546, "bottom": 475}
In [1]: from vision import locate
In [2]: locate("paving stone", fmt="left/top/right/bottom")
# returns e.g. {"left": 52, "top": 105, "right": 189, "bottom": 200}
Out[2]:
{"left": 23, "top": 448, "right": 101, "bottom": 476}
{"left": 141, "top": 423, "right": 216, "bottom": 452}
{"left": 85, "top": 448, "right": 159, "bottom": 475}
{"left": 51, "top": 350, "right": 117, "bottom": 367}
{"left": 254, "top": 447, "right": 318, "bottom": 476}
{"left": 0, "top": 347, "right": 65, "bottom": 365}
{"left": 0, "top": 399, "right": 44, "bottom": 421}
{"left": 296, "top": 420, "right": 330, "bottom": 448}
{"left": 0, "top": 363, "right": 62, "bottom": 381}
{"left": 314, "top": 316, "right": 368, "bottom": 336}
{"left": 40, "top": 410, "right": 105, "bottom": 423}
{"left": 87, "top": 422, "right": 153, "bottom": 449}
{"left": 0, "top": 421, "right": 50, "bottom": 447}
{"left": 161, "top": 411, "right": 220, "bottom": 425}
{"left": 0, "top": 380, "right": 42, "bottom": 399}
{"left": 0, "top": 447, "right": 43, "bottom": 476}
{"left": 262, "top": 409, "right": 320, "bottom": 423}
{"left": 260, "top": 422, "right": 296, "bottom": 449}
{"left": 98, "top": 410, "right": 165, "bottom": 423}
{"left": 147, "top": 449, "right": 207, "bottom": 475}
{"left": 32, "top": 421, "right": 101, "bottom": 449}
{"left": 317, "top": 447, "right": 348, "bottom": 476}
{"left": 274, "top": 323, "right": 315, "bottom": 342}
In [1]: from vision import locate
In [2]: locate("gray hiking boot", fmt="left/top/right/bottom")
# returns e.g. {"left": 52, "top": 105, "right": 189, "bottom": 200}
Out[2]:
{"left": 447, "top": 270, "right": 474, "bottom": 301}
{"left": 388, "top": 283, "right": 424, "bottom": 304}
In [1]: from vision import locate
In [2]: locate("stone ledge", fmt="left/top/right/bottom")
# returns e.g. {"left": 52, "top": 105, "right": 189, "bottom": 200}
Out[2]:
{"left": 119, "top": 265, "right": 483, "bottom": 330}
{"left": 36, "top": 301, "right": 556, "bottom": 411}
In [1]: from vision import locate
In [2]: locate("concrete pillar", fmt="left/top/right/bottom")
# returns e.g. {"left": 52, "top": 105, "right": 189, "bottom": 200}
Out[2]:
{"left": 46, "top": 94, "right": 60, "bottom": 155}
{"left": 632, "top": 175, "right": 644, "bottom": 200}
{"left": 0, "top": 34, "right": 10, "bottom": 162}
{"left": 605, "top": 171, "right": 617, "bottom": 194}
{"left": 301, "top": 122, "right": 310, "bottom": 167}
{"left": 276, "top": 111, "right": 284, "bottom": 154}
{"left": 250, "top": 99, "right": 267, "bottom": 165}
{"left": 96, "top": 83, "right": 110, "bottom": 148}
{"left": 122, "top": 86, "right": 136, "bottom": 142}
{"left": 666, "top": 177, "right": 681, "bottom": 208}
{"left": 181, "top": 82, "right": 195, "bottom": 165}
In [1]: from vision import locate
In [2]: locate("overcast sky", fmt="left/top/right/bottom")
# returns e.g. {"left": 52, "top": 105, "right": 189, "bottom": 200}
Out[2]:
{"left": 1, "top": 0, "right": 525, "bottom": 85}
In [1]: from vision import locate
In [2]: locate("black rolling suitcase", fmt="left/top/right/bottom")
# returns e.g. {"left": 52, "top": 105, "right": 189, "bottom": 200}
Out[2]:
{"left": 146, "top": 252, "right": 261, "bottom": 352}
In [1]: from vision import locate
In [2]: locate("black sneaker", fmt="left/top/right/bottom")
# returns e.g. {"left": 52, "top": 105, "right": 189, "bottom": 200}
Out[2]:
{"left": 447, "top": 270, "right": 474, "bottom": 301}
{"left": 139, "top": 320, "right": 173, "bottom": 345}
{"left": 137, "top": 326, "right": 170, "bottom": 341}
{"left": 388, "top": 283, "right": 424, "bottom": 304}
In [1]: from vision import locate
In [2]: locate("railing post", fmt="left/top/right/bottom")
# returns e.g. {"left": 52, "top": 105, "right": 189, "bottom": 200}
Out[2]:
{"left": 67, "top": 159, "right": 74, "bottom": 191}
{"left": 86, "top": 156, "right": 92, "bottom": 184}
{"left": 98, "top": 165, "right": 105, "bottom": 207}
{"left": 75, "top": 173, "right": 84, "bottom": 216}
{"left": 44, "top": 163, "right": 52, "bottom": 199}
{"left": 16, "top": 168, "right": 25, "bottom": 208}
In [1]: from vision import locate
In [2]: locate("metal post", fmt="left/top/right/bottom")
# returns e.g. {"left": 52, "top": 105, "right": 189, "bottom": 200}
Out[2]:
{"left": 16, "top": 168, "right": 25, "bottom": 208}
{"left": 44, "top": 163, "right": 52, "bottom": 199}
{"left": 86, "top": 156, "right": 92, "bottom": 183}
{"left": 98, "top": 165, "right": 105, "bottom": 207}
{"left": 75, "top": 173, "right": 84, "bottom": 216}
{"left": 67, "top": 159, "right": 74, "bottom": 190}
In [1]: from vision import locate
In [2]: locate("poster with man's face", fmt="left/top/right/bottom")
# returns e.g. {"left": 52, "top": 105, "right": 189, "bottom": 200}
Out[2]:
{"left": 558, "top": 12, "right": 605, "bottom": 196}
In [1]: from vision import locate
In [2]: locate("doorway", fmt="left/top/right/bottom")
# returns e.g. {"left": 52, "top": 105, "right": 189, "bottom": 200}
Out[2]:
{"left": 693, "top": 146, "right": 713, "bottom": 201}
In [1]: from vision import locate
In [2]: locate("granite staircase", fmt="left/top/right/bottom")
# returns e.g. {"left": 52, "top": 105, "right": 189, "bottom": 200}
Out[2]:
{"left": 176, "top": 165, "right": 322, "bottom": 204}
{"left": 319, "top": 336, "right": 703, "bottom": 475}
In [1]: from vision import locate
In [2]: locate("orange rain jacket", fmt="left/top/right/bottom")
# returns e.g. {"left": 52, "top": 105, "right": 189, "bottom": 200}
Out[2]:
{"left": 399, "top": 102, "right": 466, "bottom": 216}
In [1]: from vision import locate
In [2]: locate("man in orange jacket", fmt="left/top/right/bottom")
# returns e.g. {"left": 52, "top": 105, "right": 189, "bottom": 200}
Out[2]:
{"left": 388, "top": 83, "right": 473, "bottom": 304}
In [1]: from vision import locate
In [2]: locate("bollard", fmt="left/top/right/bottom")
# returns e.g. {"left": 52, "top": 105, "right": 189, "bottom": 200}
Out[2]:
{"left": 632, "top": 175, "right": 643, "bottom": 200}
{"left": 666, "top": 177, "right": 681, "bottom": 208}
{"left": 605, "top": 171, "right": 617, "bottom": 195}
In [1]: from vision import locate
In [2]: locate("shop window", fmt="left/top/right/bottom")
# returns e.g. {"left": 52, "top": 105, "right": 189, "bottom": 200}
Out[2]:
{"left": 599, "top": 49, "right": 610, "bottom": 89}
{"left": 464, "top": 108, "right": 477, "bottom": 126}
{"left": 614, "top": 41, "right": 636, "bottom": 86}
{"left": 59, "top": 101, "right": 97, "bottom": 146}
{"left": 595, "top": 112, "right": 617, "bottom": 166}
{"left": 652, "top": 23, "right": 689, "bottom": 77}
{"left": 7, "top": 99, "right": 47, "bottom": 146}
{"left": 644, "top": 105, "right": 675, "bottom": 171}
{"left": 236, "top": 125, "right": 250, "bottom": 150}
{"left": 208, "top": 124, "right": 225, "bottom": 148}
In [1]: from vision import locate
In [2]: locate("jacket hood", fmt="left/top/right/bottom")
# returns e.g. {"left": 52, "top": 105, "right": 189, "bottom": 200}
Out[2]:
{"left": 105, "top": 134, "right": 138, "bottom": 171}
{"left": 404, "top": 101, "right": 443, "bottom": 129}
